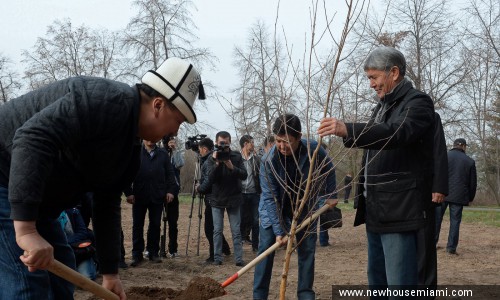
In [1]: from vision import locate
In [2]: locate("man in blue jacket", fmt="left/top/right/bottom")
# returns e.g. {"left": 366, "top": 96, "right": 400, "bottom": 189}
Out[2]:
{"left": 435, "top": 138, "right": 477, "bottom": 254}
{"left": 253, "top": 114, "right": 337, "bottom": 300}
{"left": 0, "top": 57, "right": 204, "bottom": 299}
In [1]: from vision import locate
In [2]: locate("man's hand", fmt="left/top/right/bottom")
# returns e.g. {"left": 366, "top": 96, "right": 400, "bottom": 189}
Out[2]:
{"left": 212, "top": 151, "right": 220, "bottom": 166}
{"left": 168, "top": 140, "right": 176, "bottom": 150}
{"left": 126, "top": 195, "right": 135, "bottom": 204}
{"left": 102, "top": 274, "right": 127, "bottom": 300}
{"left": 165, "top": 193, "right": 174, "bottom": 203}
{"left": 223, "top": 159, "right": 234, "bottom": 170}
{"left": 325, "top": 198, "right": 339, "bottom": 208}
{"left": 14, "top": 220, "right": 53, "bottom": 272}
{"left": 276, "top": 235, "right": 288, "bottom": 247}
{"left": 432, "top": 192, "right": 445, "bottom": 203}
{"left": 318, "top": 117, "right": 348, "bottom": 138}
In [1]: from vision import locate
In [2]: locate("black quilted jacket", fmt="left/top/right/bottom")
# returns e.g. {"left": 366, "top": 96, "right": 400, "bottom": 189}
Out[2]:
{"left": 446, "top": 148, "right": 477, "bottom": 205}
{"left": 0, "top": 77, "right": 142, "bottom": 274}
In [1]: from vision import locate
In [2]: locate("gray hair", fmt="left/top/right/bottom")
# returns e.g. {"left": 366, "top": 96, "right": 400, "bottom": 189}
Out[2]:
{"left": 364, "top": 46, "right": 406, "bottom": 77}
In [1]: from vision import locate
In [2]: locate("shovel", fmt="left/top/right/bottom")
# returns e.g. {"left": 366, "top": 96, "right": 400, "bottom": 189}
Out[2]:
{"left": 48, "top": 259, "right": 119, "bottom": 300}
{"left": 221, "top": 203, "right": 332, "bottom": 288}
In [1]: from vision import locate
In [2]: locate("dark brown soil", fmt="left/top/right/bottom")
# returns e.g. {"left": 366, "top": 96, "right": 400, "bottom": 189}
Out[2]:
{"left": 90, "top": 277, "right": 224, "bottom": 300}
{"left": 171, "top": 276, "right": 225, "bottom": 300}
{"left": 126, "top": 286, "right": 177, "bottom": 300}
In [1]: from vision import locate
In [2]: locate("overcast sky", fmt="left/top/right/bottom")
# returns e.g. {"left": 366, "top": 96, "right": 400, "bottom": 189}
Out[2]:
{"left": 0, "top": 0, "right": 345, "bottom": 138}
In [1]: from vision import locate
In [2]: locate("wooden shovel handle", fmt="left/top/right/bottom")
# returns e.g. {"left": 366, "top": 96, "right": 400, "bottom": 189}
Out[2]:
{"left": 221, "top": 204, "right": 332, "bottom": 288}
{"left": 47, "top": 259, "right": 119, "bottom": 300}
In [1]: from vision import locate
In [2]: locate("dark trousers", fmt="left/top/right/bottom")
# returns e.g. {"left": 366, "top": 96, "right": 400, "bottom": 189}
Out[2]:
{"left": 120, "top": 229, "right": 126, "bottom": 262}
{"left": 204, "top": 196, "right": 230, "bottom": 258}
{"left": 344, "top": 187, "right": 352, "bottom": 202}
{"left": 132, "top": 199, "right": 163, "bottom": 258}
{"left": 417, "top": 207, "right": 437, "bottom": 298}
{"left": 435, "top": 201, "right": 464, "bottom": 251}
{"left": 240, "top": 193, "right": 260, "bottom": 250}
{"left": 165, "top": 196, "right": 179, "bottom": 254}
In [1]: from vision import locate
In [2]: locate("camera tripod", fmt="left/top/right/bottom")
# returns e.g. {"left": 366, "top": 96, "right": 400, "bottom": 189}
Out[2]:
{"left": 160, "top": 203, "right": 168, "bottom": 258}
{"left": 185, "top": 154, "right": 204, "bottom": 256}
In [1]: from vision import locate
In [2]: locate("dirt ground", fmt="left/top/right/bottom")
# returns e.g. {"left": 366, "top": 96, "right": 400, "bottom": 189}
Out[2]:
{"left": 75, "top": 202, "right": 500, "bottom": 299}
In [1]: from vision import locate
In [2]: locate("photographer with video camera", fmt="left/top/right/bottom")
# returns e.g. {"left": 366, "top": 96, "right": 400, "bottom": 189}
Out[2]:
{"left": 195, "top": 137, "right": 232, "bottom": 263}
{"left": 201, "top": 131, "right": 247, "bottom": 266}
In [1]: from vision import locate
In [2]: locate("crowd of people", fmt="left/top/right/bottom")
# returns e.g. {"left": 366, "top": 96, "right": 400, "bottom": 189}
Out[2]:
{"left": 0, "top": 47, "right": 478, "bottom": 300}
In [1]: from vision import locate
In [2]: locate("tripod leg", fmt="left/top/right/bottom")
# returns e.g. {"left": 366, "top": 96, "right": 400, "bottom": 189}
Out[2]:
{"left": 196, "top": 195, "right": 204, "bottom": 256}
{"left": 160, "top": 203, "right": 168, "bottom": 258}
{"left": 185, "top": 194, "right": 196, "bottom": 257}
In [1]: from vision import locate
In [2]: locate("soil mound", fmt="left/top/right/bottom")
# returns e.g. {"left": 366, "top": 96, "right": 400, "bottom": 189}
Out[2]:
{"left": 107, "top": 277, "right": 224, "bottom": 300}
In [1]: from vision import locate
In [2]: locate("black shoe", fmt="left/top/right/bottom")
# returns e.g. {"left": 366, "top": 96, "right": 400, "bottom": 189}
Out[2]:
{"left": 446, "top": 249, "right": 458, "bottom": 255}
{"left": 212, "top": 260, "right": 222, "bottom": 266}
{"left": 222, "top": 248, "right": 231, "bottom": 256}
{"left": 130, "top": 256, "right": 143, "bottom": 267}
{"left": 205, "top": 256, "right": 214, "bottom": 263}
{"left": 235, "top": 261, "right": 245, "bottom": 267}
{"left": 344, "top": 200, "right": 349, "bottom": 204}
{"left": 118, "top": 261, "right": 128, "bottom": 269}
{"left": 149, "top": 255, "right": 162, "bottom": 263}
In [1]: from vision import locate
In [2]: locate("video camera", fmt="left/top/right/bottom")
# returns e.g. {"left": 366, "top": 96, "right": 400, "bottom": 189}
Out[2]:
{"left": 214, "top": 141, "right": 230, "bottom": 161}
{"left": 185, "top": 134, "right": 207, "bottom": 153}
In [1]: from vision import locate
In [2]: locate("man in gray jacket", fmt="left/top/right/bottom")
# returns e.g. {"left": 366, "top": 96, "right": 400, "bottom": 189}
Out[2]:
{"left": 0, "top": 57, "right": 204, "bottom": 299}
{"left": 435, "top": 138, "right": 477, "bottom": 255}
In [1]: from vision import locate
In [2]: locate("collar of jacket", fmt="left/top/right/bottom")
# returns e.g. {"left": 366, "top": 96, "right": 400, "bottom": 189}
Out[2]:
{"left": 450, "top": 147, "right": 465, "bottom": 153}
{"left": 380, "top": 78, "right": 413, "bottom": 105}
{"left": 269, "top": 138, "right": 317, "bottom": 170}
{"left": 241, "top": 150, "right": 254, "bottom": 161}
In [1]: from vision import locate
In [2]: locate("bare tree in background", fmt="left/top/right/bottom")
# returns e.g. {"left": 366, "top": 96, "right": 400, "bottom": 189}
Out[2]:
{"left": 122, "top": 0, "right": 216, "bottom": 140}
{"left": 459, "top": 0, "right": 499, "bottom": 204}
{"left": 122, "top": 0, "right": 215, "bottom": 78}
{"left": 22, "top": 19, "right": 123, "bottom": 89}
{"left": 231, "top": 20, "right": 297, "bottom": 141}
{"left": 309, "top": 54, "right": 374, "bottom": 187}
{"left": 383, "top": 0, "right": 467, "bottom": 114}
{"left": 0, "top": 54, "right": 22, "bottom": 103}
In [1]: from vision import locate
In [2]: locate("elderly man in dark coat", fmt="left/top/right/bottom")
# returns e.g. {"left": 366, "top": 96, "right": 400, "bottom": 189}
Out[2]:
{"left": 318, "top": 46, "right": 435, "bottom": 288}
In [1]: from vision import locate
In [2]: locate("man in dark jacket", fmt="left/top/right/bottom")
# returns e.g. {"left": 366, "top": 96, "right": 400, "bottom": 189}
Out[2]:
{"left": 417, "top": 112, "right": 448, "bottom": 297}
{"left": 318, "top": 46, "right": 435, "bottom": 288}
{"left": 0, "top": 57, "right": 204, "bottom": 299}
{"left": 203, "top": 131, "right": 247, "bottom": 266}
{"left": 435, "top": 138, "right": 477, "bottom": 254}
{"left": 125, "top": 139, "right": 177, "bottom": 266}
{"left": 196, "top": 137, "right": 231, "bottom": 262}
